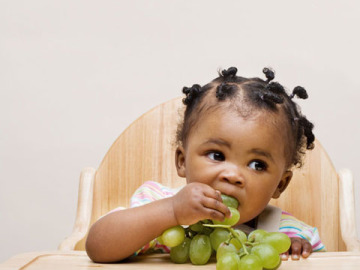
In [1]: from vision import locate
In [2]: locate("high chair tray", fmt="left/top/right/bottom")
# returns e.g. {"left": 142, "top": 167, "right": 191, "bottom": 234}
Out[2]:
{"left": 1, "top": 250, "right": 360, "bottom": 270}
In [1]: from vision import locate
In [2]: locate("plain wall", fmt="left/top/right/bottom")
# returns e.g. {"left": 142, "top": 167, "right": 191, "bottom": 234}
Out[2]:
{"left": 1, "top": 0, "right": 359, "bottom": 262}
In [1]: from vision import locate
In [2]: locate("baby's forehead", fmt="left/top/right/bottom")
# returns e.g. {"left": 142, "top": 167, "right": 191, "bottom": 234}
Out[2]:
{"left": 190, "top": 104, "right": 290, "bottom": 162}
{"left": 196, "top": 92, "right": 292, "bottom": 145}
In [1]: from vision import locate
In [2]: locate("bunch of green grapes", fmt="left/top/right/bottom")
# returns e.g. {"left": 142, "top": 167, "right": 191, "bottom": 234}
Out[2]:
{"left": 215, "top": 229, "right": 291, "bottom": 270}
{"left": 158, "top": 194, "right": 291, "bottom": 270}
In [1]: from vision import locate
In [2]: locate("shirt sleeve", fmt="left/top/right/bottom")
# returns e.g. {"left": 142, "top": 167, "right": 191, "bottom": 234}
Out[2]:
{"left": 130, "top": 181, "right": 177, "bottom": 208}
{"left": 279, "top": 211, "right": 326, "bottom": 252}
{"left": 130, "top": 181, "right": 178, "bottom": 255}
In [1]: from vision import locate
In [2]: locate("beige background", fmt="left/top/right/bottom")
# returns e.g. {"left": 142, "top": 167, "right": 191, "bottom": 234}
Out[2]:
{"left": 1, "top": 0, "right": 359, "bottom": 262}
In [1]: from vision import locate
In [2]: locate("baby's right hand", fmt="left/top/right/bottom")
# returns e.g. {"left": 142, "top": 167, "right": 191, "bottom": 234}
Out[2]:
{"left": 171, "top": 182, "right": 231, "bottom": 225}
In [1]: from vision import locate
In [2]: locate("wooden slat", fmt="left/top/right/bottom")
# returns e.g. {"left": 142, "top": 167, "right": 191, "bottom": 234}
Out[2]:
{"left": 91, "top": 97, "right": 186, "bottom": 227}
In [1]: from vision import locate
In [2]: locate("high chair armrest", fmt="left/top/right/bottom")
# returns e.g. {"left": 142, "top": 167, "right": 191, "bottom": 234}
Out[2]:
{"left": 338, "top": 168, "right": 360, "bottom": 251}
{"left": 58, "top": 167, "right": 96, "bottom": 250}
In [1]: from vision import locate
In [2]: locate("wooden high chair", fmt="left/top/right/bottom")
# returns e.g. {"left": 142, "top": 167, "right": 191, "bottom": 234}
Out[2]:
{"left": 59, "top": 97, "right": 360, "bottom": 252}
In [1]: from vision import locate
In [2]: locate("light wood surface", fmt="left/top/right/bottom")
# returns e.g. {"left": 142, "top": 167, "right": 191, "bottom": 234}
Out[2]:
{"left": 338, "top": 169, "right": 360, "bottom": 251}
{"left": 1, "top": 251, "right": 360, "bottom": 270}
{"left": 58, "top": 168, "right": 96, "bottom": 251}
{"left": 59, "top": 97, "right": 359, "bottom": 252}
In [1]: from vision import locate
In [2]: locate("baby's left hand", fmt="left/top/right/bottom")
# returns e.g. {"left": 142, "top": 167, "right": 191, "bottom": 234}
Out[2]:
{"left": 280, "top": 237, "right": 312, "bottom": 260}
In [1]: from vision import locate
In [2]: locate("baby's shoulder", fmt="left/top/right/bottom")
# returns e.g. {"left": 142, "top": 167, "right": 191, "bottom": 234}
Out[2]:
{"left": 130, "top": 181, "right": 179, "bottom": 207}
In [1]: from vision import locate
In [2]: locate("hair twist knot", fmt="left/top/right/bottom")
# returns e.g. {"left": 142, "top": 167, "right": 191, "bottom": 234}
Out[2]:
{"left": 220, "top": 67, "right": 238, "bottom": 79}
{"left": 182, "top": 84, "right": 201, "bottom": 106}
{"left": 263, "top": 67, "right": 275, "bottom": 82}
{"left": 290, "top": 86, "right": 308, "bottom": 99}
{"left": 265, "top": 82, "right": 286, "bottom": 95}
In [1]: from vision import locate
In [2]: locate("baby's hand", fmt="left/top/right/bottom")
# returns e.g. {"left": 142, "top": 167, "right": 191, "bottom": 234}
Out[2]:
{"left": 280, "top": 237, "right": 312, "bottom": 260}
{"left": 171, "top": 182, "right": 231, "bottom": 225}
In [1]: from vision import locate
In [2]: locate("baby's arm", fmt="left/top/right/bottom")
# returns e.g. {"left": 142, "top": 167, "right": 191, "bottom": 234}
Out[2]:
{"left": 85, "top": 182, "right": 230, "bottom": 262}
{"left": 86, "top": 196, "right": 177, "bottom": 262}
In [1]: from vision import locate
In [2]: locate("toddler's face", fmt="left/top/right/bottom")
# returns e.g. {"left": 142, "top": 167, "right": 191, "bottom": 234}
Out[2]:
{"left": 175, "top": 106, "right": 292, "bottom": 224}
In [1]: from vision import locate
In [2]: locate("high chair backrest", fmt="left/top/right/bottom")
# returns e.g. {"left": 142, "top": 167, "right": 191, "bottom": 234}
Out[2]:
{"left": 63, "top": 97, "right": 358, "bottom": 252}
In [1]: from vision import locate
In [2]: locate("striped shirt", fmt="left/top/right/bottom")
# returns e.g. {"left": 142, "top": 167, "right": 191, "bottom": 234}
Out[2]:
{"left": 110, "top": 181, "right": 326, "bottom": 255}
{"left": 279, "top": 211, "right": 325, "bottom": 252}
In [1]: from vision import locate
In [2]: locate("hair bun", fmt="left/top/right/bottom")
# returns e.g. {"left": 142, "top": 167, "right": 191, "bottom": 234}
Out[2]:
{"left": 291, "top": 86, "right": 308, "bottom": 99}
{"left": 182, "top": 84, "right": 201, "bottom": 105}
{"left": 221, "top": 67, "right": 238, "bottom": 78}
{"left": 263, "top": 67, "right": 275, "bottom": 82}
{"left": 265, "top": 82, "right": 285, "bottom": 95}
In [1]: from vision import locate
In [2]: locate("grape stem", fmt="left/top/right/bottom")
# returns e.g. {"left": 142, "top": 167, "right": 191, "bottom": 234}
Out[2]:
{"left": 203, "top": 224, "right": 231, "bottom": 229}
{"left": 246, "top": 241, "right": 259, "bottom": 247}
{"left": 228, "top": 228, "right": 249, "bottom": 255}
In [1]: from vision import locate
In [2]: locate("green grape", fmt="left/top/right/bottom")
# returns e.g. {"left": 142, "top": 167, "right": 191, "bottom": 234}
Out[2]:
{"left": 264, "top": 259, "right": 282, "bottom": 270}
{"left": 261, "top": 232, "right": 291, "bottom": 254}
{"left": 234, "top": 229, "right": 247, "bottom": 242}
{"left": 161, "top": 226, "right": 185, "bottom": 247}
{"left": 189, "top": 222, "right": 203, "bottom": 232}
{"left": 230, "top": 229, "right": 247, "bottom": 250}
{"left": 213, "top": 207, "right": 240, "bottom": 226}
{"left": 216, "top": 252, "right": 240, "bottom": 270}
{"left": 248, "top": 229, "right": 268, "bottom": 242}
{"left": 221, "top": 194, "right": 239, "bottom": 209}
{"left": 210, "top": 228, "right": 231, "bottom": 251}
{"left": 189, "top": 234, "right": 212, "bottom": 265}
{"left": 229, "top": 238, "right": 241, "bottom": 250}
{"left": 251, "top": 243, "right": 280, "bottom": 269}
{"left": 170, "top": 237, "right": 191, "bottom": 264}
{"left": 238, "top": 254, "right": 263, "bottom": 270}
{"left": 216, "top": 242, "right": 238, "bottom": 260}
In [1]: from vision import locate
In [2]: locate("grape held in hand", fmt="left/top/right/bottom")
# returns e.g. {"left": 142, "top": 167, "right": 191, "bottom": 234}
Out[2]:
{"left": 221, "top": 194, "right": 239, "bottom": 209}
{"left": 163, "top": 194, "right": 291, "bottom": 270}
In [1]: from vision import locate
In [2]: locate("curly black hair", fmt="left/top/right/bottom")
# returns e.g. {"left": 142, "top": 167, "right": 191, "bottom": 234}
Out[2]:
{"left": 176, "top": 67, "right": 315, "bottom": 168}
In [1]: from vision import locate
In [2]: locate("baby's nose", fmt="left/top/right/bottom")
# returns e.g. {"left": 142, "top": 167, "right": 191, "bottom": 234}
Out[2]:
{"left": 220, "top": 166, "right": 244, "bottom": 186}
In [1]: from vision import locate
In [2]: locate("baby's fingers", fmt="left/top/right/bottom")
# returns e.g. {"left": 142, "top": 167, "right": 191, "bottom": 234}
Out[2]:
{"left": 290, "top": 238, "right": 302, "bottom": 260}
{"left": 289, "top": 237, "right": 313, "bottom": 260}
{"left": 301, "top": 239, "right": 312, "bottom": 258}
{"left": 202, "top": 195, "right": 231, "bottom": 221}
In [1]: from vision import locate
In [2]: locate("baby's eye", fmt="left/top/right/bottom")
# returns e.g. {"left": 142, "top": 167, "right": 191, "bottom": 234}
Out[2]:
{"left": 248, "top": 160, "right": 267, "bottom": 171}
{"left": 207, "top": 151, "right": 225, "bottom": 161}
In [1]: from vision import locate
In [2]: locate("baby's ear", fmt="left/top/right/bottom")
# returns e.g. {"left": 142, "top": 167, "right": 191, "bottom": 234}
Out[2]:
{"left": 175, "top": 146, "right": 186, "bottom": 177}
{"left": 272, "top": 171, "right": 293, "bottom": 199}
